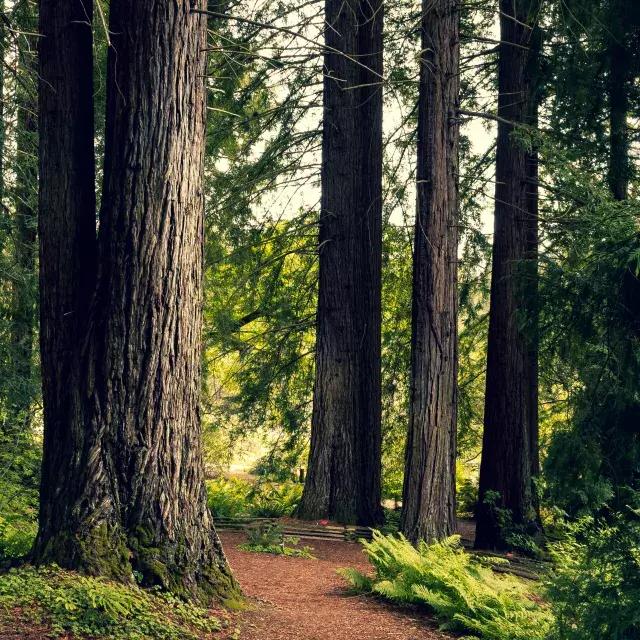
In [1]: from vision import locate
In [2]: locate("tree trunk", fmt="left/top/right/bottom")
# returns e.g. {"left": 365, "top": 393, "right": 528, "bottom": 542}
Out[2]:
{"left": 606, "top": 1, "right": 630, "bottom": 201}
{"left": 34, "top": 0, "right": 100, "bottom": 562}
{"left": 476, "top": 0, "right": 541, "bottom": 550}
{"left": 400, "top": 0, "right": 459, "bottom": 544}
{"left": 298, "top": 0, "right": 383, "bottom": 525}
{"left": 8, "top": 13, "right": 38, "bottom": 430}
{"left": 34, "top": 0, "right": 236, "bottom": 601}
{"left": 90, "top": 0, "right": 234, "bottom": 599}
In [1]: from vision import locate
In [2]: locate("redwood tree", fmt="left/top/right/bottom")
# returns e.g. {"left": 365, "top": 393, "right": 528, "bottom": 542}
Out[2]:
{"left": 298, "top": 0, "right": 384, "bottom": 525}
{"left": 476, "top": 0, "right": 541, "bottom": 550}
{"left": 400, "top": 0, "right": 459, "bottom": 543}
{"left": 33, "top": 0, "right": 235, "bottom": 600}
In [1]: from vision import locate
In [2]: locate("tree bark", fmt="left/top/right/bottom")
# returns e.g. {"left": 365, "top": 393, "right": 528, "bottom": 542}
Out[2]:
{"left": 34, "top": 0, "right": 100, "bottom": 561}
{"left": 91, "top": 0, "right": 234, "bottom": 598}
{"left": 34, "top": 0, "right": 236, "bottom": 601}
{"left": 400, "top": 0, "right": 459, "bottom": 544}
{"left": 298, "top": 0, "right": 383, "bottom": 525}
{"left": 476, "top": 0, "right": 541, "bottom": 550}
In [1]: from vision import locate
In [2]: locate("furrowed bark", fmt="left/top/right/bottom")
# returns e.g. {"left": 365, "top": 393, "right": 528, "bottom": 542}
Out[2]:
{"left": 89, "top": 0, "right": 236, "bottom": 599}
{"left": 33, "top": 0, "right": 108, "bottom": 568}
{"left": 476, "top": 0, "right": 541, "bottom": 550}
{"left": 299, "top": 0, "right": 384, "bottom": 525}
{"left": 34, "top": 0, "right": 236, "bottom": 600}
{"left": 400, "top": 0, "right": 459, "bottom": 544}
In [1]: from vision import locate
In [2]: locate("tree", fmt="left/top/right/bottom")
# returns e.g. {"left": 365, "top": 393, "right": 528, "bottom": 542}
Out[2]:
{"left": 476, "top": 0, "right": 541, "bottom": 549}
{"left": 8, "top": 2, "right": 38, "bottom": 430}
{"left": 400, "top": 0, "right": 459, "bottom": 543}
{"left": 298, "top": 0, "right": 384, "bottom": 525}
{"left": 605, "top": 0, "right": 639, "bottom": 200}
{"left": 33, "top": 0, "right": 236, "bottom": 601}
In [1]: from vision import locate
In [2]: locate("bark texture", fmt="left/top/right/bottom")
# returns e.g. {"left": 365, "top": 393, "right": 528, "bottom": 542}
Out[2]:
{"left": 35, "top": 0, "right": 99, "bottom": 560}
{"left": 400, "top": 0, "right": 459, "bottom": 544}
{"left": 92, "top": 0, "right": 234, "bottom": 598}
{"left": 476, "top": 0, "right": 541, "bottom": 550}
{"left": 34, "top": 0, "right": 236, "bottom": 601}
{"left": 299, "top": 0, "right": 383, "bottom": 525}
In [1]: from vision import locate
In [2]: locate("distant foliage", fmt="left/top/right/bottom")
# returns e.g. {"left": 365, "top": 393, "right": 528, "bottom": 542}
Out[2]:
{"left": 0, "top": 566, "right": 221, "bottom": 639}
{"left": 339, "top": 532, "right": 552, "bottom": 640}
{"left": 547, "top": 508, "right": 640, "bottom": 640}
{"left": 206, "top": 477, "right": 302, "bottom": 519}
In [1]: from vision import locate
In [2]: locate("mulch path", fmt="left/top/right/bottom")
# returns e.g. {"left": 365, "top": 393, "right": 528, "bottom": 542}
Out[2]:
{"left": 219, "top": 531, "right": 450, "bottom": 640}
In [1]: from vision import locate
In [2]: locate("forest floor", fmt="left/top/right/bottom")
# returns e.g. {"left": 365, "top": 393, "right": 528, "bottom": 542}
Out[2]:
{"left": 219, "top": 530, "right": 450, "bottom": 640}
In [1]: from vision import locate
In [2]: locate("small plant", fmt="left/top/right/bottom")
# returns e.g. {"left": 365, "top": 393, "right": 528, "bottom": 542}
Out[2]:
{"left": 0, "top": 565, "right": 221, "bottom": 639}
{"left": 380, "top": 507, "right": 401, "bottom": 535}
{"left": 238, "top": 522, "right": 314, "bottom": 559}
{"left": 480, "top": 491, "right": 544, "bottom": 558}
{"left": 339, "top": 531, "right": 552, "bottom": 640}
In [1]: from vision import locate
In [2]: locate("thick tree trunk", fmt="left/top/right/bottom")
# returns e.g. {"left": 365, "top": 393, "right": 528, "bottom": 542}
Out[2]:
{"left": 89, "top": 0, "right": 234, "bottom": 599}
{"left": 476, "top": 0, "right": 541, "bottom": 550}
{"left": 34, "top": 0, "right": 236, "bottom": 601}
{"left": 298, "top": 0, "right": 383, "bottom": 525}
{"left": 400, "top": 0, "right": 459, "bottom": 544}
{"left": 34, "top": 0, "right": 100, "bottom": 562}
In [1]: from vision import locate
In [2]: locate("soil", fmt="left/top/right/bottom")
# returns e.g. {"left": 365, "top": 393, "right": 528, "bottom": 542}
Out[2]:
{"left": 219, "top": 531, "right": 449, "bottom": 640}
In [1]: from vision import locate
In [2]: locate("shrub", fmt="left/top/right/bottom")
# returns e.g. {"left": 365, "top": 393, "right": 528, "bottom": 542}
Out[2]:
{"left": 339, "top": 531, "right": 552, "bottom": 640}
{"left": 206, "top": 477, "right": 302, "bottom": 519}
{"left": 0, "top": 565, "right": 221, "bottom": 639}
{"left": 246, "top": 481, "right": 302, "bottom": 517}
{"left": 546, "top": 510, "right": 640, "bottom": 640}
{"left": 206, "top": 477, "right": 252, "bottom": 518}
{"left": 238, "top": 522, "right": 314, "bottom": 559}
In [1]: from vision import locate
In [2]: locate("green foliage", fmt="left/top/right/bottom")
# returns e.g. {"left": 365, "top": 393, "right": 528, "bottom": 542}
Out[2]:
{"left": 239, "top": 522, "right": 314, "bottom": 559}
{"left": 456, "top": 465, "right": 479, "bottom": 518}
{"left": 206, "top": 477, "right": 302, "bottom": 519}
{"left": 538, "top": 147, "right": 640, "bottom": 515}
{"left": 0, "top": 431, "right": 40, "bottom": 562}
{"left": 0, "top": 565, "right": 221, "bottom": 639}
{"left": 339, "top": 531, "right": 552, "bottom": 640}
{"left": 547, "top": 508, "right": 640, "bottom": 639}
{"left": 246, "top": 481, "right": 303, "bottom": 518}
{"left": 480, "top": 491, "right": 543, "bottom": 558}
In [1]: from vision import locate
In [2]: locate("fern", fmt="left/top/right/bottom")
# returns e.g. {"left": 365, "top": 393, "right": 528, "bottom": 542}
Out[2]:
{"left": 340, "top": 531, "right": 552, "bottom": 640}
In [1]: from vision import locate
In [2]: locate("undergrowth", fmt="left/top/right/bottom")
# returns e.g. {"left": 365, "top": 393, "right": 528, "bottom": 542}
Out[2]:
{"left": 206, "top": 477, "right": 302, "bottom": 519}
{"left": 546, "top": 510, "right": 640, "bottom": 639}
{"left": 0, "top": 565, "right": 222, "bottom": 639}
{"left": 339, "top": 531, "right": 552, "bottom": 640}
{"left": 238, "top": 522, "right": 314, "bottom": 558}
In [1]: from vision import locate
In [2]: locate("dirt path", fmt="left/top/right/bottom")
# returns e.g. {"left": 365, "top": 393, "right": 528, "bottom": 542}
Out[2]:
{"left": 219, "top": 531, "right": 449, "bottom": 640}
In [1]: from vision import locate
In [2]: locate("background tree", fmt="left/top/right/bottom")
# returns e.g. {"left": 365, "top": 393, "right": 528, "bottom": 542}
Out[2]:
{"left": 476, "top": 0, "right": 542, "bottom": 549}
{"left": 400, "top": 0, "right": 460, "bottom": 543}
{"left": 298, "top": 0, "right": 384, "bottom": 525}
